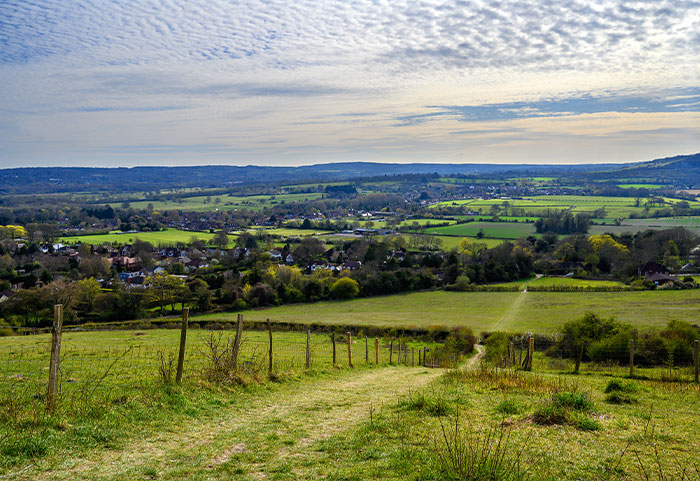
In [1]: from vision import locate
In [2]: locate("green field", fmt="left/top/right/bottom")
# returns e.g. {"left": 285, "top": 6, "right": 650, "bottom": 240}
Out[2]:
{"left": 617, "top": 183, "right": 666, "bottom": 189}
{"left": 111, "top": 192, "right": 325, "bottom": 212}
{"left": 492, "top": 276, "right": 627, "bottom": 289}
{"left": 423, "top": 221, "right": 536, "bottom": 239}
{"left": 433, "top": 195, "right": 700, "bottom": 221}
{"left": 61, "top": 228, "right": 236, "bottom": 247}
{"left": 183, "top": 289, "right": 700, "bottom": 333}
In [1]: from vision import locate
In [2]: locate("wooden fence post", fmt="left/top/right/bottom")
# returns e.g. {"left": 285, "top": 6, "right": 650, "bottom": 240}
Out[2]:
{"left": 526, "top": 337, "right": 534, "bottom": 371}
{"left": 423, "top": 347, "right": 428, "bottom": 367}
{"left": 332, "top": 331, "right": 336, "bottom": 367}
{"left": 231, "top": 313, "right": 243, "bottom": 370}
{"left": 375, "top": 337, "right": 379, "bottom": 364}
{"left": 47, "top": 304, "right": 63, "bottom": 411}
{"left": 347, "top": 332, "right": 353, "bottom": 368}
{"left": 267, "top": 319, "right": 273, "bottom": 376}
{"left": 508, "top": 342, "right": 515, "bottom": 367}
{"left": 412, "top": 348, "right": 415, "bottom": 366}
{"left": 306, "top": 329, "right": 311, "bottom": 369}
{"left": 175, "top": 307, "right": 189, "bottom": 384}
{"left": 694, "top": 340, "right": 699, "bottom": 383}
{"left": 629, "top": 339, "right": 635, "bottom": 378}
{"left": 389, "top": 339, "right": 394, "bottom": 364}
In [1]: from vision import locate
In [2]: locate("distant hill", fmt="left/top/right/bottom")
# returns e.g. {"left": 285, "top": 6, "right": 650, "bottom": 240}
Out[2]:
{"left": 583, "top": 153, "right": 700, "bottom": 186}
{"left": 0, "top": 153, "right": 696, "bottom": 194}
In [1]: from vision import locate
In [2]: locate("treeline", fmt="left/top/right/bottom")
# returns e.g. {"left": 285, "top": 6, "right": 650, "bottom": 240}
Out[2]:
{"left": 534, "top": 212, "right": 590, "bottom": 234}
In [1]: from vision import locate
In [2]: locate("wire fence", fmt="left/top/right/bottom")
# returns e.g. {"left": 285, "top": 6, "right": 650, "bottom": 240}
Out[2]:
{"left": 487, "top": 334, "right": 700, "bottom": 384}
{"left": 0, "top": 313, "right": 452, "bottom": 412}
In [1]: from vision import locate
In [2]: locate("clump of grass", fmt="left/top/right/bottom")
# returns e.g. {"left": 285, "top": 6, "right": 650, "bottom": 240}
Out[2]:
{"left": 532, "top": 391, "right": 600, "bottom": 431}
{"left": 495, "top": 399, "right": 524, "bottom": 416}
{"left": 605, "top": 393, "right": 637, "bottom": 404}
{"left": 552, "top": 391, "right": 594, "bottom": 411}
{"left": 604, "top": 379, "right": 639, "bottom": 394}
{"left": 444, "top": 365, "right": 577, "bottom": 394}
{"left": 431, "top": 413, "right": 529, "bottom": 481}
{"left": 398, "top": 391, "right": 454, "bottom": 417}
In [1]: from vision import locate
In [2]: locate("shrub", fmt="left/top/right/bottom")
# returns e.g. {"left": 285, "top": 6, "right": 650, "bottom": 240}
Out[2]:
{"left": 329, "top": 277, "right": 360, "bottom": 299}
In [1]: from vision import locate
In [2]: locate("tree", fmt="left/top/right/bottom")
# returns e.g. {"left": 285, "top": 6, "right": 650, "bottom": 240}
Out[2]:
{"left": 212, "top": 231, "right": 229, "bottom": 249}
{"left": 76, "top": 278, "right": 101, "bottom": 313}
{"left": 329, "top": 277, "right": 359, "bottom": 299}
{"left": 145, "top": 274, "right": 185, "bottom": 313}
{"left": 560, "top": 312, "right": 619, "bottom": 373}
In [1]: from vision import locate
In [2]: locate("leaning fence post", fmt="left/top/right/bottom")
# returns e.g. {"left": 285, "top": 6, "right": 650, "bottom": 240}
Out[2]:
{"left": 231, "top": 313, "right": 243, "bottom": 370}
{"left": 267, "top": 319, "right": 273, "bottom": 376}
{"left": 306, "top": 329, "right": 311, "bottom": 369}
{"left": 508, "top": 342, "right": 515, "bottom": 367}
{"left": 694, "top": 340, "right": 699, "bottom": 383}
{"left": 526, "top": 336, "right": 534, "bottom": 371}
{"left": 375, "top": 337, "right": 379, "bottom": 364}
{"left": 629, "top": 339, "right": 635, "bottom": 377}
{"left": 47, "top": 304, "right": 63, "bottom": 411}
{"left": 347, "top": 332, "right": 353, "bottom": 368}
{"left": 365, "top": 336, "right": 368, "bottom": 364}
{"left": 332, "top": 331, "right": 337, "bottom": 367}
{"left": 175, "top": 307, "right": 189, "bottom": 384}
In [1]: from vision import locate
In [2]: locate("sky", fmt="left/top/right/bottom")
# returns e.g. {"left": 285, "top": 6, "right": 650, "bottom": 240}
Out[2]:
{"left": 0, "top": 0, "right": 699, "bottom": 168}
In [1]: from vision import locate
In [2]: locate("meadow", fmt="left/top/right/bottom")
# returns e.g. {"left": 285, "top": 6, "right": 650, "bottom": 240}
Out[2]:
{"left": 60, "top": 228, "right": 237, "bottom": 247}
{"left": 181, "top": 288, "right": 700, "bottom": 333}
{"left": 433, "top": 194, "right": 700, "bottom": 221}
{"left": 110, "top": 192, "right": 325, "bottom": 212}
{"left": 423, "top": 221, "right": 537, "bottom": 239}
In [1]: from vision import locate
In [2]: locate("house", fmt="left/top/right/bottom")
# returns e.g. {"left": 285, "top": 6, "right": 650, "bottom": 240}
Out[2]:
{"left": 341, "top": 261, "right": 362, "bottom": 270}
{"left": 646, "top": 272, "right": 676, "bottom": 286}
{"left": 638, "top": 262, "right": 670, "bottom": 278}
{"left": 285, "top": 253, "right": 295, "bottom": 264}
{"left": 0, "top": 290, "right": 16, "bottom": 303}
{"left": 109, "top": 256, "right": 142, "bottom": 271}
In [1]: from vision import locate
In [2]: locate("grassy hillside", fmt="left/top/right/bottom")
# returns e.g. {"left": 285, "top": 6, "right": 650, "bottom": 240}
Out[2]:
{"left": 186, "top": 289, "right": 700, "bottom": 333}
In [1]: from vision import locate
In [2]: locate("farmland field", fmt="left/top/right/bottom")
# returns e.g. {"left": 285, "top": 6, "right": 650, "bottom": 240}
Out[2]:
{"left": 491, "top": 276, "right": 627, "bottom": 289}
{"left": 184, "top": 289, "right": 700, "bottom": 333}
{"left": 60, "top": 228, "right": 236, "bottom": 247}
{"left": 432, "top": 195, "right": 700, "bottom": 221}
{"left": 423, "top": 221, "right": 536, "bottom": 238}
{"left": 110, "top": 192, "right": 325, "bottom": 212}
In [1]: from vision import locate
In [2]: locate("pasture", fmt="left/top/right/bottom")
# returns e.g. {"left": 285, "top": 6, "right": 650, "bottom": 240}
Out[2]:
{"left": 60, "top": 229, "right": 236, "bottom": 246}
{"left": 60, "top": 228, "right": 236, "bottom": 247}
{"left": 432, "top": 194, "right": 700, "bottom": 221}
{"left": 187, "top": 288, "right": 700, "bottom": 333}
{"left": 423, "top": 221, "right": 536, "bottom": 239}
{"left": 110, "top": 192, "right": 324, "bottom": 212}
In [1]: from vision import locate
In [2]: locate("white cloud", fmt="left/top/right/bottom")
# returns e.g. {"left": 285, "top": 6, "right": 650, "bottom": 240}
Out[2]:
{"left": 0, "top": 0, "right": 698, "bottom": 166}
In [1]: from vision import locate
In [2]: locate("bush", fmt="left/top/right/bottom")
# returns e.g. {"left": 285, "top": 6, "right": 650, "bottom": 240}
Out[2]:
{"left": 329, "top": 277, "right": 360, "bottom": 299}
{"left": 552, "top": 391, "right": 594, "bottom": 411}
{"left": 532, "top": 392, "right": 597, "bottom": 430}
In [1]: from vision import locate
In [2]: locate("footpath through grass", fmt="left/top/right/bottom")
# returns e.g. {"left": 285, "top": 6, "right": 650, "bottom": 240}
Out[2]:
{"left": 3, "top": 366, "right": 442, "bottom": 480}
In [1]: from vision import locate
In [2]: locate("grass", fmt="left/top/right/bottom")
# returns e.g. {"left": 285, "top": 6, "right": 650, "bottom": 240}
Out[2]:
{"left": 110, "top": 192, "right": 325, "bottom": 212}
{"left": 181, "top": 288, "right": 700, "bottom": 333}
{"left": 491, "top": 276, "right": 628, "bottom": 289}
{"left": 423, "top": 221, "right": 537, "bottom": 239}
{"left": 432, "top": 194, "right": 700, "bottom": 221}
{"left": 60, "top": 228, "right": 237, "bottom": 247}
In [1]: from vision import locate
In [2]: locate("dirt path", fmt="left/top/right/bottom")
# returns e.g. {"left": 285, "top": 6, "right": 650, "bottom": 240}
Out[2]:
{"left": 17, "top": 366, "right": 443, "bottom": 480}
